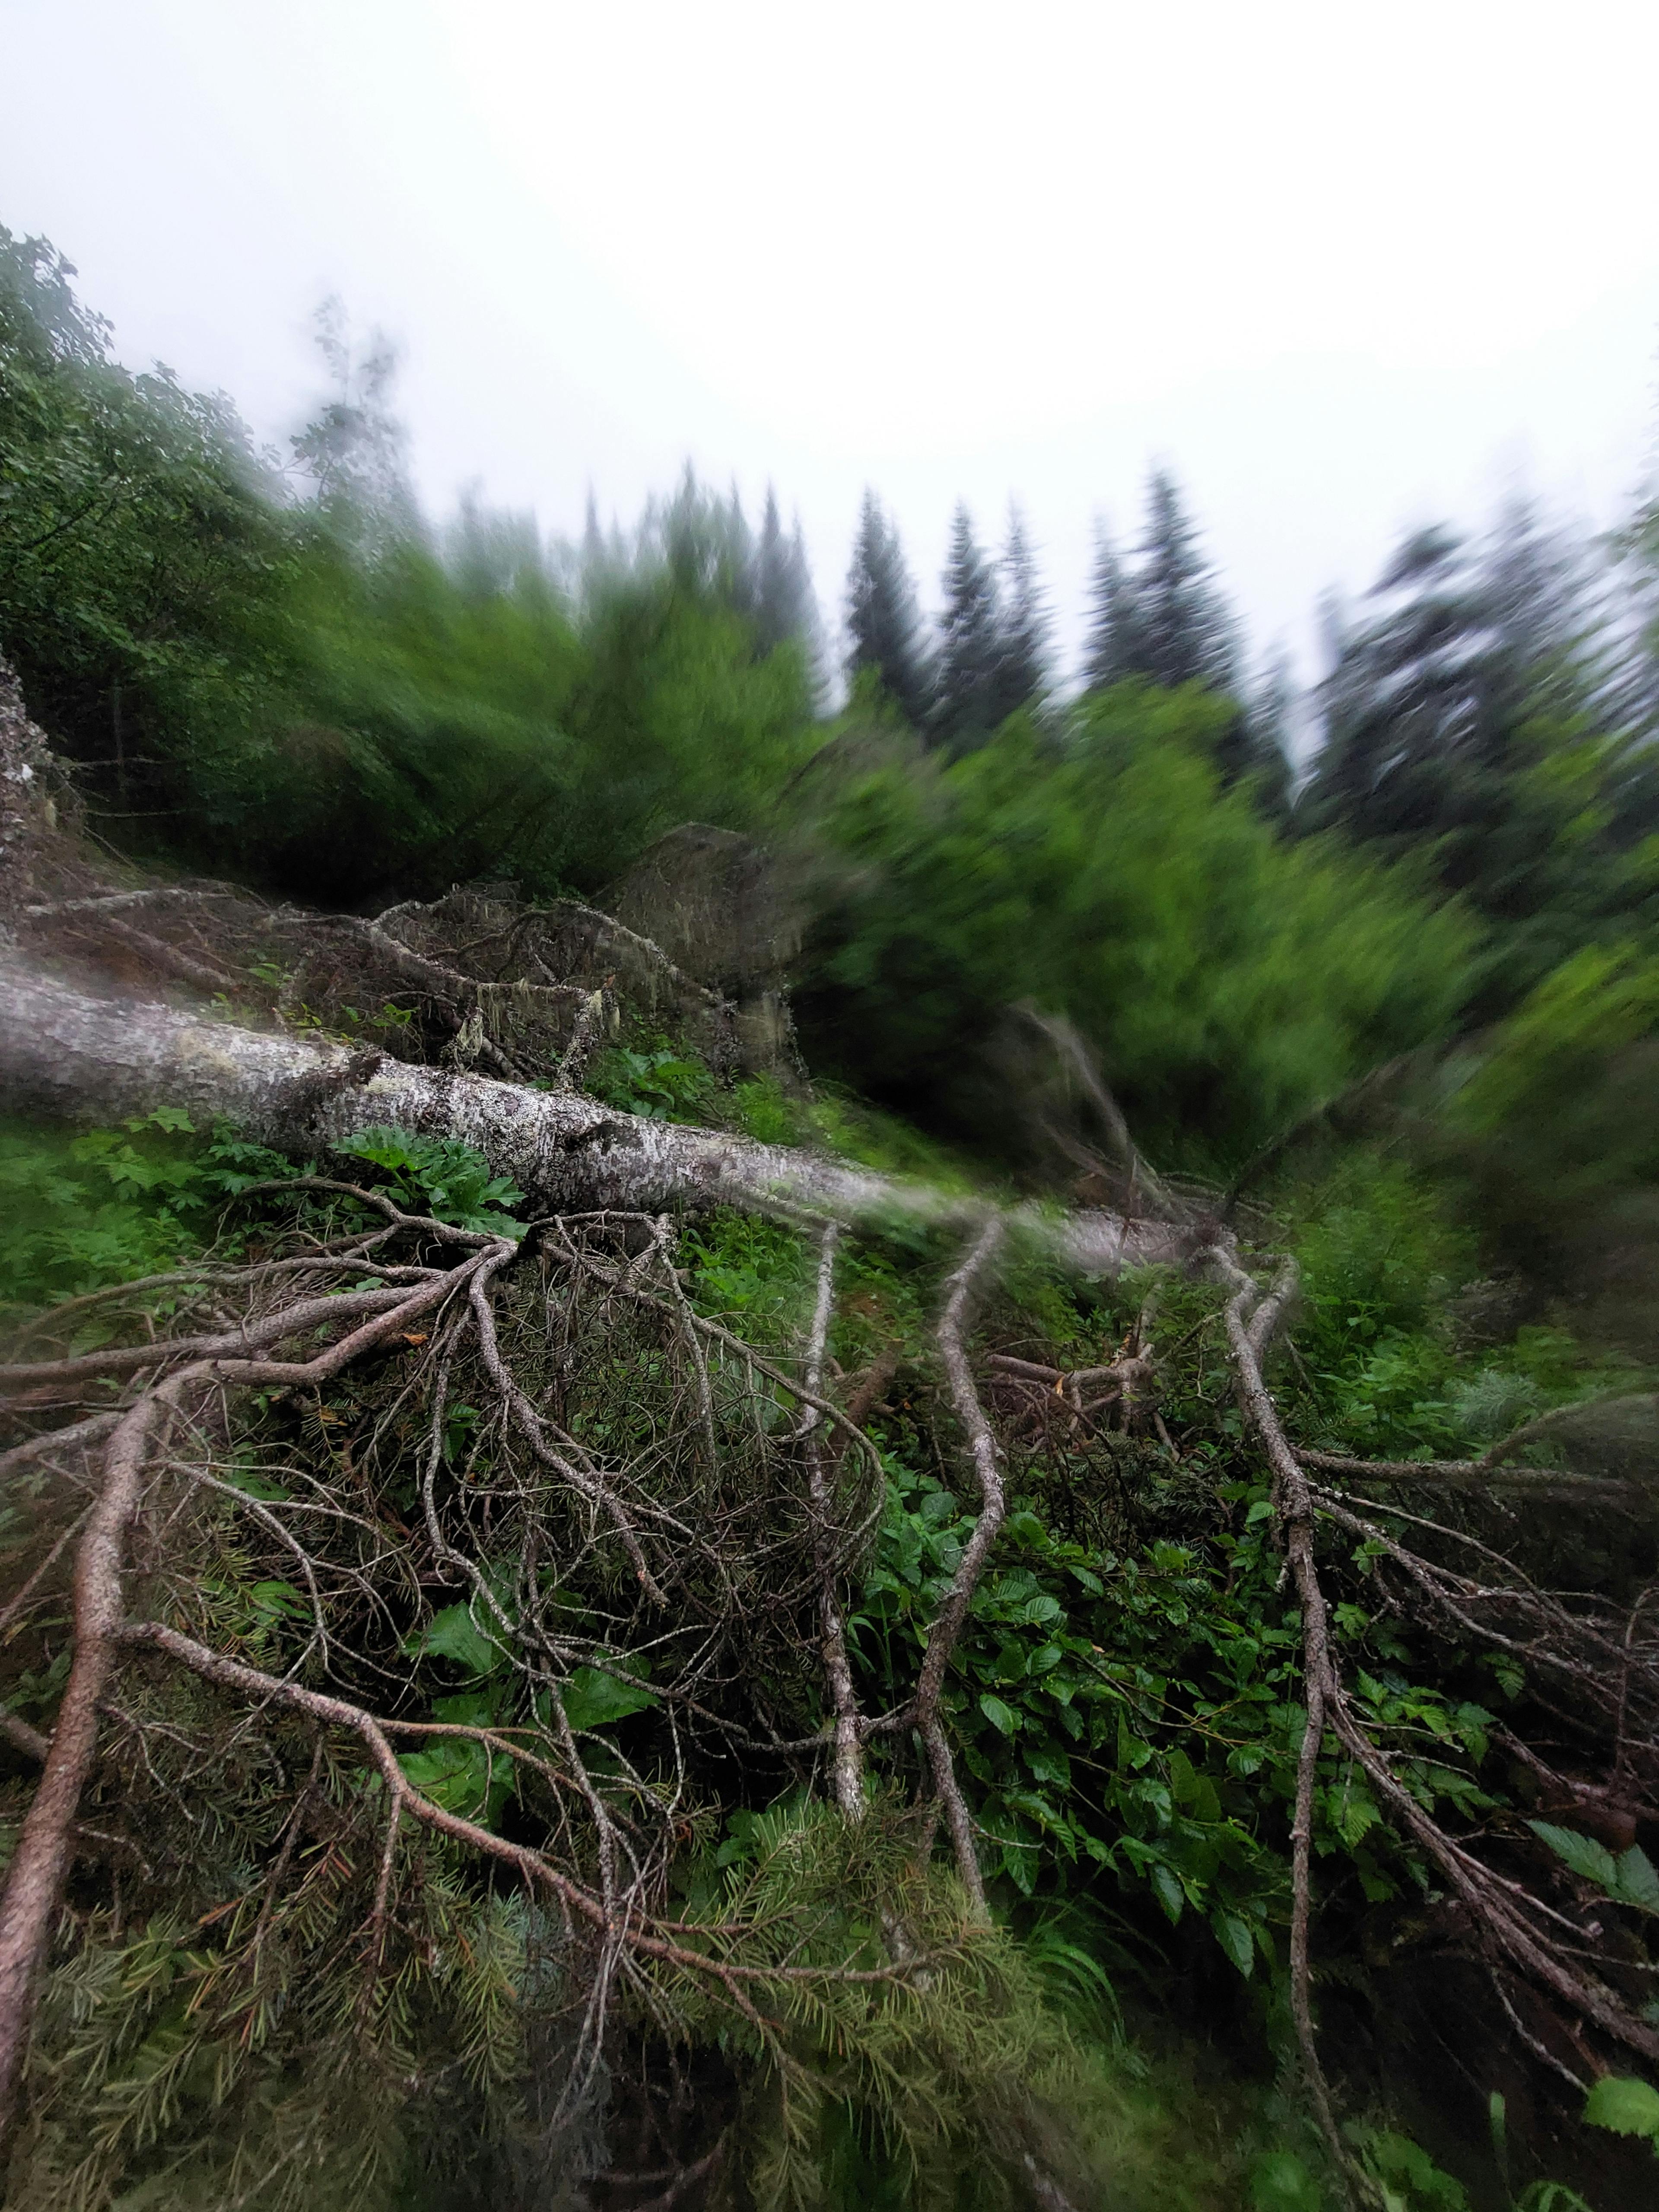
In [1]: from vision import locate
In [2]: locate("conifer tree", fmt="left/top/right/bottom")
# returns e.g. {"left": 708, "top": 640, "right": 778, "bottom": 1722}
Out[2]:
{"left": 752, "top": 484, "right": 820, "bottom": 674}
{"left": 1082, "top": 520, "right": 1143, "bottom": 690}
{"left": 933, "top": 502, "right": 1004, "bottom": 750}
{"left": 1297, "top": 508, "right": 1659, "bottom": 991}
{"left": 991, "top": 502, "right": 1050, "bottom": 723}
{"left": 575, "top": 487, "right": 635, "bottom": 598}
{"left": 580, "top": 488, "right": 607, "bottom": 578}
{"left": 1084, "top": 479, "right": 1278, "bottom": 807}
{"left": 648, "top": 467, "right": 760, "bottom": 617}
{"left": 843, "top": 488, "right": 933, "bottom": 728}
{"left": 1132, "top": 466, "right": 1238, "bottom": 691}
{"left": 1623, "top": 477, "right": 1659, "bottom": 734}
{"left": 1083, "top": 474, "right": 1237, "bottom": 695}
{"left": 1301, "top": 524, "right": 1491, "bottom": 850}
{"left": 1308, "top": 505, "right": 1614, "bottom": 828}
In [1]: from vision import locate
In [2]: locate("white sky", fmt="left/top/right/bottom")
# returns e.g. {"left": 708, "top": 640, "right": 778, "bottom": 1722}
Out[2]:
{"left": 4, "top": 0, "right": 1658, "bottom": 699}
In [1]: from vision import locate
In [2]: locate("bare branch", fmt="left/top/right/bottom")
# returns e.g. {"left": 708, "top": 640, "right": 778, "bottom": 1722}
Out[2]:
{"left": 914, "top": 1215, "right": 1007, "bottom": 1918}
{"left": 801, "top": 1224, "right": 865, "bottom": 1819}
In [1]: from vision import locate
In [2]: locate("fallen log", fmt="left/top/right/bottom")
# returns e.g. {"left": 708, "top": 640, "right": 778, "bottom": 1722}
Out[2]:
{"left": 0, "top": 960, "right": 1195, "bottom": 1275}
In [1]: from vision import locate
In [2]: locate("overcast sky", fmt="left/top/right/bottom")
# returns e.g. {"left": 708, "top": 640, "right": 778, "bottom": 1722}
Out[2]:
{"left": 5, "top": 0, "right": 1658, "bottom": 701}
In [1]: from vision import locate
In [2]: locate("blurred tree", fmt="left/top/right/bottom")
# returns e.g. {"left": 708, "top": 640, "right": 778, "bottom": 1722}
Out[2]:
{"left": 652, "top": 465, "right": 755, "bottom": 610}
{"left": 933, "top": 501, "right": 1004, "bottom": 751}
{"left": 1621, "top": 474, "right": 1659, "bottom": 732}
{"left": 1082, "top": 471, "right": 1238, "bottom": 694}
{"left": 1441, "top": 943, "right": 1659, "bottom": 1344}
{"left": 289, "top": 297, "right": 419, "bottom": 547}
{"left": 989, "top": 501, "right": 1050, "bottom": 724}
{"left": 444, "top": 490, "right": 555, "bottom": 606}
{"left": 752, "top": 483, "right": 822, "bottom": 686}
{"left": 843, "top": 487, "right": 933, "bottom": 728}
{"left": 1303, "top": 524, "right": 1489, "bottom": 852}
{"left": 1082, "top": 519, "right": 1144, "bottom": 690}
{"left": 1223, "top": 641, "right": 1296, "bottom": 817}
{"left": 1298, "top": 503, "right": 1659, "bottom": 1001}
{"left": 1131, "top": 465, "right": 1239, "bottom": 691}
{"left": 578, "top": 488, "right": 610, "bottom": 583}
{"left": 1084, "top": 476, "right": 1275, "bottom": 808}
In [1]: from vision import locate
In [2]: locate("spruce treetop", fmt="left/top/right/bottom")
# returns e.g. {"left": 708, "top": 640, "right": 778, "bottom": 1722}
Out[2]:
{"left": 844, "top": 487, "right": 933, "bottom": 728}
{"left": 934, "top": 501, "right": 1004, "bottom": 751}
{"left": 992, "top": 502, "right": 1051, "bottom": 725}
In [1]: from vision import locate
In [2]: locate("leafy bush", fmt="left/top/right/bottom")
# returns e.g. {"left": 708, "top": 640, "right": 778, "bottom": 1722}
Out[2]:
{"left": 586, "top": 1042, "right": 716, "bottom": 1123}
{"left": 0, "top": 1111, "right": 257, "bottom": 1315}
{"left": 0, "top": 1114, "right": 528, "bottom": 1319}
{"left": 0, "top": 227, "right": 295, "bottom": 811}
{"left": 792, "top": 695, "right": 1475, "bottom": 1166}
{"left": 335, "top": 1127, "right": 526, "bottom": 1234}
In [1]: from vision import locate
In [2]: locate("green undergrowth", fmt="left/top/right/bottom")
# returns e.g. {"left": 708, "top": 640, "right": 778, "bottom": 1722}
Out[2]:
{"left": 0, "top": 1110, "right": 286, "bottom": 1318}
{"left": 1275, "top": 1149, "right": 1647, "bottom": 1465}
{"left": 586, "top": 1028, "right": 986, "bottom": 1195}
{"left": 3, "top": 1120, "right": 1653, "bottom": 2207}
{"left": 666, "top": 1804, "right": 1252, "bottom": 2212}
{"left": 671, "top": 1166, "right": 1657, "bottom": 2206}
{"left": 0, "top": 1114, "right": 526, "bottom": 1322}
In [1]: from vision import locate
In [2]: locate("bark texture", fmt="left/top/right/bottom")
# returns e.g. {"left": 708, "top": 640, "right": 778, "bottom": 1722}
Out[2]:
{"left": 0, "top": 961, "right": 1191, "bottom": 1271}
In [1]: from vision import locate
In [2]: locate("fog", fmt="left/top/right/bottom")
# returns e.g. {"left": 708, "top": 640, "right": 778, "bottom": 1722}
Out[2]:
{"left": 3, "top": 0, "right": 1657, "bottom": 684}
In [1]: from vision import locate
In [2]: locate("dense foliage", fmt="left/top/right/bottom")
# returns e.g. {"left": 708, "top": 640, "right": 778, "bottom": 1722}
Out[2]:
{"left": 789, "top": 693, "right": 1473, "bottom": 1163}
{"left": 1299, "top": 509, "right": 1659, "bottom": 1009}
{"left": 0, "top": 230, "right": 819, "bottom": 906}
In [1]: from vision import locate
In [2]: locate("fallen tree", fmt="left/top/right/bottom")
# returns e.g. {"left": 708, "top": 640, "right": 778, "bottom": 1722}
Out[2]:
{"left": 0, "top": 959, "right": 1191, "bottom": 1281}
{"left": 3, "top": 665, "right": 1659, "bottom": 2211}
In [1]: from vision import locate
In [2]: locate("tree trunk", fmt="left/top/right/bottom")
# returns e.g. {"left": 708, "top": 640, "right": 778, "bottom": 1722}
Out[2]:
{"left": 0, "top": 963, "right": 1189, "bottom": 1272}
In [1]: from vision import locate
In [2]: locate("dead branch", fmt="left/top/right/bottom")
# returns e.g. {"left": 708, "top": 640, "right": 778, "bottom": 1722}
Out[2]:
{"left": 1214, "top": 1250, "right": 1352, "bottom": 2187}
{"left": 915, "top": 1215, "right": 1007, "bottom": 1918}
{"left": 0, "top": 1712, "right": 49, "bottom": 1764}
{"left": 0, "top": 1382, "right": 177, "bottom": 2139}
{"left": 1217, "top": 1243, "right": 1659, "bottom": 2202}
{"left": 800, "top": 1224, "right": 866, "bottom": 1818}
{"left": 0, "top": 1255, "right": 496, "bottom": 2137}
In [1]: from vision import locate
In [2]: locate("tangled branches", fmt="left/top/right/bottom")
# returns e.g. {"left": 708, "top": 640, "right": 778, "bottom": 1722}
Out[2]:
{"left": 0, "top": 1133, "right": 1121, "bottom": 2207}
{"left": 1216, "top": 1247, "right": 1659, "bottom": 2196}
{"left": 13, "top": 877, "right": 754, "bottom": 1092}
{"left": 4, "top": 686, "right": 1659, "bottom": 2203}
{"left": 5, "top": 1146, "right": 1657, "bottom": 2206}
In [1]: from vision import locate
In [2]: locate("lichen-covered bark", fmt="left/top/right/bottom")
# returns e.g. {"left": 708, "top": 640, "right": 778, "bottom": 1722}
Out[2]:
{"left": 0, "top": 963, "right": 1191, "bottom": 1271}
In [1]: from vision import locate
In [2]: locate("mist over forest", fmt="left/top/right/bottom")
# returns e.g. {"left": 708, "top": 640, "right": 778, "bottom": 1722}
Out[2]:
{"left": 5, "top": 218, "right": 1659, "bottom": 2212}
